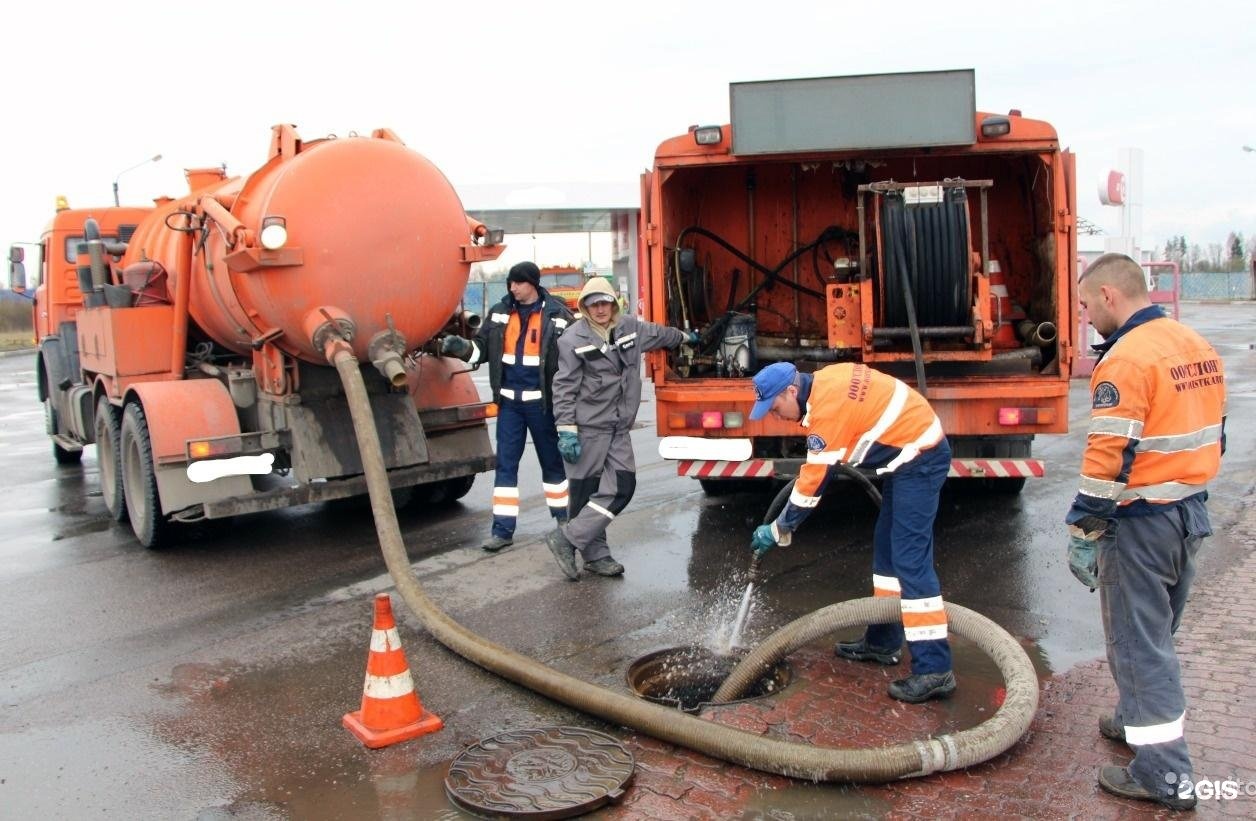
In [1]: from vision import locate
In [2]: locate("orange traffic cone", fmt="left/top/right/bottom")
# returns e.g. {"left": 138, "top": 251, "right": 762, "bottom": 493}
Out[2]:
{"left": 342, "top": 593, "right": 443, "bottom": 748}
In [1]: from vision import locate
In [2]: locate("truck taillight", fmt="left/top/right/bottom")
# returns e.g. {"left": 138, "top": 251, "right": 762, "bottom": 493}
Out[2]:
{"left": 668, "top": 411, "right": 744, "bottom": 430}
{"left": 188, "top": 437, "right": 241, "bottom": 458}
{"left": 998, "top": 407, "right": 1055, "bottom": 425}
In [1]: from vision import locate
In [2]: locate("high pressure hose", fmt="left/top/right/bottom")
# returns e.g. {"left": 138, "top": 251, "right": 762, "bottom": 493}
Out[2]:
{"left": 329, "top": 340, "right": 1039, "bottom": 782}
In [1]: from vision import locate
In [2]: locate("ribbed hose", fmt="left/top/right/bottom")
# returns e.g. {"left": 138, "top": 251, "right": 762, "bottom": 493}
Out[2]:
{"left": 711, "top": 597, "right": 1039, "bottom": 771}
{"left": 331, "top": 344, "right": 1038, "bottom": 782}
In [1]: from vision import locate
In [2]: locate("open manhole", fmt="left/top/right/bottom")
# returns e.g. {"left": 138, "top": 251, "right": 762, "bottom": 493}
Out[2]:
{"left": 626, "top": 645, "right": 792, "bottom": 712}
{"left": 445, "top": 726, "right": 634, "bottom": 819}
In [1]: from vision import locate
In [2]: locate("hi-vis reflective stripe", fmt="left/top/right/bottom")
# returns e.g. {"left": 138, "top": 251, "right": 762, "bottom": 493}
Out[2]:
{"left": 493, "top": 486, "right": 520, "bottom": 517}
{"left": 1089, "top": 416, "right": 1145, "bottom": 439}
{"left": 1119, "top": 481, "right": 1207, "bottom": 503}
{"left": 491, "top": 313, "right": 510, "bottom": 324}
{"left": 521, "top": 354, "right": 540, "bottom": 366}
{"left": 544, "top": 480, "right": 569, "bottom": 508}
{"left": 1079, "top": 474, "right": 1126, "bottom": 500}
{"left": 901, "top": 595, "right": 948, "bottom": 641}
{"left": 850, "top": 380, "right": 909, "bottom": 465}
{"left": 805, "top": 449, "right": 847, "bottom": 465}
{"left": 587, "top": 501, "right": 615, "bottom": 520}
{"left": 574, "top": 344, "right": 599, "bottom": 355}
{"left": 879, "top": 416, "right": 944, "bottom": 474}
{"left": 789, "top": 485, "right": 821, "bottom": 508}
{"left": 363, "top": 670, "right": 417, "bottom": 700}
{"left": 616, "top": 332, "right": 638, "bottom": 346}
{"left": 1137, "top": 423, "right": 1223, "bottom": 454}
{"left": 1124, "top": 712, "right": 1185, "bottom": 746}
{"left": 554, "top": 317, "right": 569, "bottom": 329}
{"left": 499, "top": 388, "right": 543, "bottom": 401}
{"left": 466, "top": 343, "right": 482, "bottom": 366}
{"left": 873, "top": 574, "right": 901, "bottom": 597}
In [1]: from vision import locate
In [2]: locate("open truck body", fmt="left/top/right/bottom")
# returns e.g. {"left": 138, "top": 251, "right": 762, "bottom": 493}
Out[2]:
{"left": 640, "top": 71, "right": 1077, "bottom": 493}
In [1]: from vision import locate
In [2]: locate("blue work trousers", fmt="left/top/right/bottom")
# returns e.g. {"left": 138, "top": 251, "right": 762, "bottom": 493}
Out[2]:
{"left": 865, "top": 440, "right": 953, "bottom": 675}
{"left": 491, "top": 399, "right": 567, "bottom": 539}
{"left": 1100, "top": 499, "right": 1208, "bottom": 797}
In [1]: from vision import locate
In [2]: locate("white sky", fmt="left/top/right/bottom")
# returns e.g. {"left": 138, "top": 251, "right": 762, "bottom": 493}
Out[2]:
{"left": 2, "top": 0, "right": 1253, "bottom": 270}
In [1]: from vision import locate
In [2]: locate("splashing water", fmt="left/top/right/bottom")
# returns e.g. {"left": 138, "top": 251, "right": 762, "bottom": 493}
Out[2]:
{"left": 724, "top": 580, "right": 756, "bottom": 653}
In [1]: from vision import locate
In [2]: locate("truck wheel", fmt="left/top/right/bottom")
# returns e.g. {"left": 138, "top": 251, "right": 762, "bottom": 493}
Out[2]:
{"left": 410, "top": 475, "right": 476, "bottom": 506}
{"left": 95, "top": 395, "right": 128, "bottom": 522}
{"left": 440, "top": 474, "right": 475, "bottom": 502}
{"left": 121, "top": 403, "right": 168, "bottom": 548}
{"left": 45, "top": 399, "right": 82, "bottom": 465}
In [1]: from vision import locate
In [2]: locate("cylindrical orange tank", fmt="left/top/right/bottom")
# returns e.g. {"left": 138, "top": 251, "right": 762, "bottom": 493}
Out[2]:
{"left": 123, "top": 129, "right": 477, "bottom": 364}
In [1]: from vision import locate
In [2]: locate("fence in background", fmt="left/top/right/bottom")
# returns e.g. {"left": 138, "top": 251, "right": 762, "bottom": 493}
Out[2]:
{"left": 1176, "top": 272, "right": 1254, "bottom": 300}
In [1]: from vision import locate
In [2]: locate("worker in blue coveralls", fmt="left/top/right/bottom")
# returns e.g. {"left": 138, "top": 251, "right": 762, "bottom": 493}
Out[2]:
{"left": 441, "top": 261, "right": 575, "bottom": 551}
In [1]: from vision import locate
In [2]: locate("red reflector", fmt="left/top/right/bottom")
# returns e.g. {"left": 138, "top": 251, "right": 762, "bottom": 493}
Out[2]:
{"left": 700, "top": 411, "right": 723, "bottom": 429}
{"left": 998, "top": 408, "right": 1022, "bottom": 425}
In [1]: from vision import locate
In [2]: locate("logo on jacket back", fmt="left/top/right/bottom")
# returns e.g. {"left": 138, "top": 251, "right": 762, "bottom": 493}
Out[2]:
{"left": 806, "top": 434, "right": 827, "bottom": 452}
{"left": 1092, "top": 381, "right": 1120, "bottom": 409}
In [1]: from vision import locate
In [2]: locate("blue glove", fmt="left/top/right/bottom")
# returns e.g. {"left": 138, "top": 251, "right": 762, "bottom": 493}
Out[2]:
{"left": 1066, "top": 516, "right": 1105, "bottom": 589}
{"left": 557, "top": 430, "right": 581, "bottom": 464}
{"left": 753, "top": 527, "right": 783, "bottom": 559}
{"left": 684, "top": 330, "right": 701, "bottom": 346}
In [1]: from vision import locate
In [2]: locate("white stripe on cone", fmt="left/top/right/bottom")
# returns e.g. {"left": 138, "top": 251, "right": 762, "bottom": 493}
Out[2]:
{"left": 363, "top": 670, "right": 417, "bottom": 700}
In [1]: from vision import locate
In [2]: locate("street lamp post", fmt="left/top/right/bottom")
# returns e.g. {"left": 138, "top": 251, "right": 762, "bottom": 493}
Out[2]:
{"left": 112, "top": 154, "right": 163, "bottom": 206}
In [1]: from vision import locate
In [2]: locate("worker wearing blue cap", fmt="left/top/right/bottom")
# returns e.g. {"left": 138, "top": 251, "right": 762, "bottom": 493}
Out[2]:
{"left": 748, "top": 361, "right": 955, "bottom": 704}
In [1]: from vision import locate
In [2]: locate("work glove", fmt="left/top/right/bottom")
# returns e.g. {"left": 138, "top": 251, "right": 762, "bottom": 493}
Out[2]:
{"left": 439, "top": 335, "right": 473, "bottom": 361}
{"left": 749, "top": 521, "right": 792, "bottom": 558}
{"left": 557, "top": 430, "right": 581, "bottom": 464}
{"left": 1066, "top": 515, "right": 1107, "bottom": 590}
{"left": 683, "top": 330, "right": 701, "bottom": 347}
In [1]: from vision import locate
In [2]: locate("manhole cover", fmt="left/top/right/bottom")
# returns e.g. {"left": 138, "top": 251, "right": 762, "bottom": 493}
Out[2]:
{"left": 626, "top": 645, "right": 792, "bottom": 712}
{"left": 444, "top": 726, "right": 634, "bottom": 819}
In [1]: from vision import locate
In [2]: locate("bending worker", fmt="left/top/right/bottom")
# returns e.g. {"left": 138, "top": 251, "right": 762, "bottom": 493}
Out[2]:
{"left": 748, "top": 361, "right": 955, "bottom": 704}
{"left": 1068, "top": 253, "right": 1225, "bottom": 811}
{"left": 545, "top": 277, "right": 697, "bottom": 579}
{"left": 441, "top": 261, "right": 575, "bottom": 552}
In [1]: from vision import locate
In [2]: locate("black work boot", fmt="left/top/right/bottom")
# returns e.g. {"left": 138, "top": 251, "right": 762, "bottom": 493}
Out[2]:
{"left": 584, "top": 557, "right": 625, "bottom": 577}
{"left": 834, "top": 638, "right": 902, "bottom": 666}
{"left": 545, "top": 528, "right": 579, "bottom": 580}
{"left": 1099, "top": 715, "right": 1127, "bottom": 743}
{"left": 1098, "top": 765, "right": 1196, "bottom": 811}
{"left": 481, "top": 534, "right": 512, "bottom": 553}
{"left": 887, "top": 671, "right": 957, "bottom": 703}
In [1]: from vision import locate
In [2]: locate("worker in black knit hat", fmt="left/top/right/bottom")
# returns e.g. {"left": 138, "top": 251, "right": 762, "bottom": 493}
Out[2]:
{"left": 441, "top": 261, "right": 575, "bottom": 551}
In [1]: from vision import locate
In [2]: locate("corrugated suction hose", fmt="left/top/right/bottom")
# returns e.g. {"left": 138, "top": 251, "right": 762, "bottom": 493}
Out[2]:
{"left": 330, "top": 344, "right": 1039, "bottom": 781}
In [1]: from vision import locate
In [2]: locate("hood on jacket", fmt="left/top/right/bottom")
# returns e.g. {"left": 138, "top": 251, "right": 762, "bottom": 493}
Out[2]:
{"left": 577, "top": 277, "right": 619, "bottom": 311}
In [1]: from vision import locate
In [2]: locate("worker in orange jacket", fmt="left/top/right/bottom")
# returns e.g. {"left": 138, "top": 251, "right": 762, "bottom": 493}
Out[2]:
{"left": 748, "top": 361, "right": 955, "bottom": 704}
{"left": 1069, "top": 253, "right": 1225, "bottom": 811}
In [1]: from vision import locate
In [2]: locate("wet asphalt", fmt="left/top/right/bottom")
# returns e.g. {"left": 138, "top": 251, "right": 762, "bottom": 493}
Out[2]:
{"left": 0, "top": 302, "right": 1252, "bottom": 819}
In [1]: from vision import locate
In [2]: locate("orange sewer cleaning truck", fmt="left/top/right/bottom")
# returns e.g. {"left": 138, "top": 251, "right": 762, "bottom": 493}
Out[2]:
{"left": 8, "top": 125, "right": 503, "bottom": 547}
{"left": 642, "top": 70, "right": 1076, "bottom": 494}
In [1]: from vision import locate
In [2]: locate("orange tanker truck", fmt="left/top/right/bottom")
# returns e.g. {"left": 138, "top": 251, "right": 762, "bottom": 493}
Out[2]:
{"left": 642, "top": 71, "right": 1076, "bottom": 494}
{"left": 9, "top": 124, "right": 504, "bottom": 547}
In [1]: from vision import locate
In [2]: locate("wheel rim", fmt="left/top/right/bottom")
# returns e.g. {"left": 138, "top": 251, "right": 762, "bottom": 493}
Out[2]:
{"left": 97, "top": 410, "right": 118, "bottom": 507}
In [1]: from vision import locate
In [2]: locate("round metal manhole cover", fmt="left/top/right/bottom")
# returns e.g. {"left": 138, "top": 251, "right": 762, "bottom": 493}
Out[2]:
{"left": 444, "top": 726, "right": 634, "bottom": 819}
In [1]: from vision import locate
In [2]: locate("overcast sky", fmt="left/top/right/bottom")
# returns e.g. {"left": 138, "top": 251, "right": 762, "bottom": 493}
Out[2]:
{"left": 2, "top": 0, "right": 1252, "bottom": 270}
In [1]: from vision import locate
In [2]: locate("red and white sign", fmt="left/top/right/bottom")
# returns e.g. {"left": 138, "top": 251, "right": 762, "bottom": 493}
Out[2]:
{"left": 1098, "top": 170, "right": 1126, "bottom": 206}
{"left": 676, "top": 458, "right": 1044, "bottom": 480}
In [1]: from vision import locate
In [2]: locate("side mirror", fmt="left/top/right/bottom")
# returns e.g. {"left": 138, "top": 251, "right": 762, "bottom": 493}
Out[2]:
{"left": 9, "top": 260, "right": 27, "bottom": 293}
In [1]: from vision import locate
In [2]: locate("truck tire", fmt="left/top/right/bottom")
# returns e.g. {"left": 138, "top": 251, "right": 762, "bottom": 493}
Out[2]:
{"left": 121, "top": 402, "right": 168, "bottom": 548}
{"left": 43, "top": 366, "right": 81, "bottom": 465}
{"left": 95, "top": 395, "right": 128, "bottom": 522}
{"left": 414, "top": 474, "right": 476, "bottom": 506}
